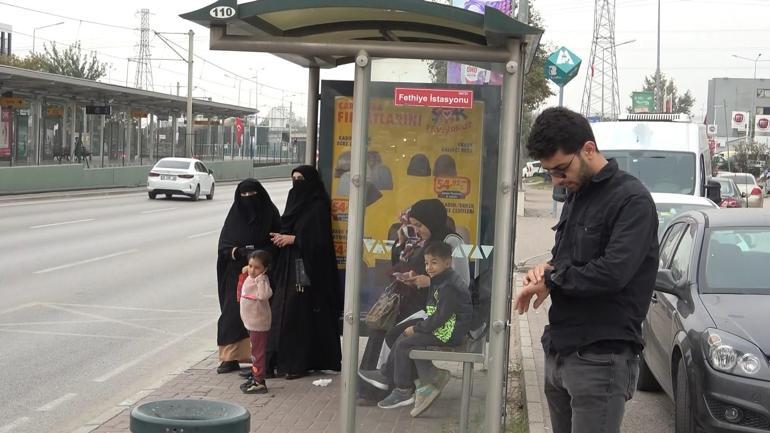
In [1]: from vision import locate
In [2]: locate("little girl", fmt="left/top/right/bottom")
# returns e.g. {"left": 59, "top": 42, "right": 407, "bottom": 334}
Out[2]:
{"left": 239, "top": 250, "right": 273, "bottom": 394}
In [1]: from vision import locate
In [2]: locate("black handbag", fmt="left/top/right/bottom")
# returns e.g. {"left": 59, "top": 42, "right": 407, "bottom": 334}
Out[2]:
{"left": 295, "top": 258, "right": 311, "bottom": 292}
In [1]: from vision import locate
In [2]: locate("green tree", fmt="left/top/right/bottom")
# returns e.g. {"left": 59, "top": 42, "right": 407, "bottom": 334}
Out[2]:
{"left": 0, "top": 42, "right": 107, "bottom": 81}
{"left": 630, "top": 73, "right": 695, "bottom": 115}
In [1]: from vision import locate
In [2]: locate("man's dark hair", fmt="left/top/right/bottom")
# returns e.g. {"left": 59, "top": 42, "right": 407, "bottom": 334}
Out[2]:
{"left": 248, "top": 250, "right": 272, "bottom": 268}
{"left": 424, "top": 241, "right": 453, "bottom": 260}
{"left": 526, "top": 107, "right": 596, "bottom": 160}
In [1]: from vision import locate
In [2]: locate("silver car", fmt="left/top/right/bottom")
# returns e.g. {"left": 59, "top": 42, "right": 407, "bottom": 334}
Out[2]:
{"left": 718, "top": 172, "right": 763, "bottom": 208}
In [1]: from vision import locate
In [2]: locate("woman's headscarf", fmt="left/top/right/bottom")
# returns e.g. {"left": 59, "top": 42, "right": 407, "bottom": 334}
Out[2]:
{"left": 217, "top": 178, "right": 279, "bottom": 251}
{"left": 408, "top": 198, "right": 453, "bottom": 243}
{"left": 281, "top": 165, "right": 330, "bottom": 232}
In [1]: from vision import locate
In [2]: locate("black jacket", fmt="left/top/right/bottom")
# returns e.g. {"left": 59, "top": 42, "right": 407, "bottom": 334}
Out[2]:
{"left": 543, "top": 159, "right": 659, "bottom": 355}
{"left": 414, "top": 267, "right": 473, "bottom": 345}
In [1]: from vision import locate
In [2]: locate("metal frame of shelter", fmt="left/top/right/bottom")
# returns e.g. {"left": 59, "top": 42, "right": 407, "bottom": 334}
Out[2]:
{"left": 181, "top": 1, "right": 541, "bottom": 431}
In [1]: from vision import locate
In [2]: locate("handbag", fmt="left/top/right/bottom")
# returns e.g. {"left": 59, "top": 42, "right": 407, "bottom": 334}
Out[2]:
{"left": 365, "top": 282, "right": 400, "bottom": 331}
{"left": 295, "top": 258, "right": 311, "bottom": 292}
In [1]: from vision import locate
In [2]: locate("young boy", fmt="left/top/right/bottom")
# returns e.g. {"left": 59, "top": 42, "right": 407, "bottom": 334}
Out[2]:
{"left": 359, "top": 241, "right": 473, "bottom": 416}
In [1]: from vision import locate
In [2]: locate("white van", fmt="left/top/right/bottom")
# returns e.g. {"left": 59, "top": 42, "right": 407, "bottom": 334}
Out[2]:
{"left": 591, "top": 113, "right": 712, "bottom": 198}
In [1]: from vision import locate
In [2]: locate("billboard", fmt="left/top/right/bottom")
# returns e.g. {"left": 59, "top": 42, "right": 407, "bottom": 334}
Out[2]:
{"left": 732, "top": 111, "right": 750, "bottom": 131}
{"left": 632, "top": 91, "right": 655, "bottom": 114}
{"left": 446, "top": 0, "right": 513, "bottom": 85}
{"left": 757, "top": 115, "right": 770, "bottom": 134}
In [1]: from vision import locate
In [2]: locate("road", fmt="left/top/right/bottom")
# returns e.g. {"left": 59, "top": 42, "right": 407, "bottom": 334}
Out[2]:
{"left": 0, "top": 181, "right": 291, "bottom": 433}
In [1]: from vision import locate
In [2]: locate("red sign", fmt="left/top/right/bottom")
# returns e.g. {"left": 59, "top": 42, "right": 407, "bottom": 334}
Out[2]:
{"left": 758, "top": 118, "right": 769, "bottom": 129}
{"left": 734, "top": 113, "right": 745, "bottom": 123}
{"left": 394, "top": 88, "right": 474, "bottom": 109}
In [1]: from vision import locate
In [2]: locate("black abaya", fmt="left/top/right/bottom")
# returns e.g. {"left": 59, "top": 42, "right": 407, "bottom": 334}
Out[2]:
{"left": 216, "top": 179, "right": 280, "bottom": 355}
{"left": 267, "top": 166, "right": 342, "bottom": 375}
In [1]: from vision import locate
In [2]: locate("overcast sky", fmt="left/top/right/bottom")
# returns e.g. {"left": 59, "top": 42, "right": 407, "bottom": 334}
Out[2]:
{"left": 1, "top": 0, "right": 768, "bottom": 121}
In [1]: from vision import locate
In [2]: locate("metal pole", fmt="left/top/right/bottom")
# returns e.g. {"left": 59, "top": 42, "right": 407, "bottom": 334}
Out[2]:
{"left": 172, "top": 115, "right": 178, "bottom": 157}
{"left": 306, "top": 66, "right": 320, "bottom": 166}
{"left": 186, "top": 29, "right": 194, "bottom": 158}
{"left": 655, "top": 0, "right": 662, "bottom": 112}
{"left": 750, "top": 54, "right": 760, "bottom": 143}
{"left": 99, "top": 114, "right": 105, "bottom": 167}
{"left": 340, "top": 50, "right": 371, "bottom": 433}
{"left": 724, "top": 99, "right": 732, "bottom": 172}
{"left": 553, "top": 85, "right": 564, "bottom": 217}
{"left": 486, "top": 40, "right": 524, "bottom": 433}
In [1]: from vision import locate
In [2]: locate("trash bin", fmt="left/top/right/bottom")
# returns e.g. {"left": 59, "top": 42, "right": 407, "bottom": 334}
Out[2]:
{"left": 130, "top": 399, "right": 250, "bottom": 433}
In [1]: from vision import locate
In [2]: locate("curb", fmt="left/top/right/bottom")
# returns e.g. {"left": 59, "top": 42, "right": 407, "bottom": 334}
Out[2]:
{"left": 515, "top": 273, "right": 547, "bottom": 433}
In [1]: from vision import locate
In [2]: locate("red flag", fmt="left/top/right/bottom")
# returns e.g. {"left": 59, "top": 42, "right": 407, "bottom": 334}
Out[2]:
{"left": 235, "top": 117, "right": 244, "bottom": 146}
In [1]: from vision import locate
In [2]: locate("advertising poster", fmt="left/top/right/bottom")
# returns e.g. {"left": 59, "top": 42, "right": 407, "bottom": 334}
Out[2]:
{"left": 329, "top": 93, "right": 485, "bottom": 294}
{"left": 446, "top": 0, "right": 513, "bottom": 85}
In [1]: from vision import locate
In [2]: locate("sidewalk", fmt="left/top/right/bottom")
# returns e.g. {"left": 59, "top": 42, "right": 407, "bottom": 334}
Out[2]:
{"left": 86, "top": 183, "right": 558, "bottom": 433}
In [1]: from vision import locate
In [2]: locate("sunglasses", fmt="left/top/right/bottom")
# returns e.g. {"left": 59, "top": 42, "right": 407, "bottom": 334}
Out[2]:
{"left": 546, "top": 147, "right": 585, "bottom": 179}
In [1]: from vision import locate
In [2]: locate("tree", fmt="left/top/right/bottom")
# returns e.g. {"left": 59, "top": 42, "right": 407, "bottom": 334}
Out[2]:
{"left": 630, "top": 73, "right": 695, "bottom": 115}
{"left": 732, "top": 141, "right": 768, "bottom": 177}
{"left": 0, "top": 41, "right": 108, "bottom": 81}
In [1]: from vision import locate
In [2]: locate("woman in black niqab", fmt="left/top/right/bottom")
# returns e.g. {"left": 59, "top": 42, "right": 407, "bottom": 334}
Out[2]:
{"left": 267, "top": 165, "right": 343, "bottom": 379}
{"left": 215, "top": 178, "right": 281, "bottom": 373}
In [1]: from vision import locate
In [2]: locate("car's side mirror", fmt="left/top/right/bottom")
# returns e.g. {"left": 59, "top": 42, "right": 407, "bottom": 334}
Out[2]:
{"left": 552, "top": 186, "right": 567, "bottom": 203}
{"left": 655, "top": 269, "right": 687, "bottom": 298}
{"left": 208, "top": 169, "right": 213, "bottom": 175}
{"left": 705, "top": 180, "right": 722, "bottom": 204}
{"left": 741, "top": 192, "right": 747, "bottom": 198}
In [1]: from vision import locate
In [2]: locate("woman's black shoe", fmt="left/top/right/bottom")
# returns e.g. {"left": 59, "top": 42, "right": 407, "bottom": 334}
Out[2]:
{"left": 217, "top": 361, "right": 240, "bottom": 374}
{"left": 285, "top": 372, "right": 307, "bottom": 380}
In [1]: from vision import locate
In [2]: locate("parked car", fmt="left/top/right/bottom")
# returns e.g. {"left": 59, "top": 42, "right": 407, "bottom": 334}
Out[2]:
{"left": 638, "top": 209, "right": 770, "bottom": 433}
{"left": 712, "top": 177, "right": 746, "bottom": 208}
{"left": 147, "top": 157, "right": 215, "bottom": 200}
{"left": 521, "top": 161, "right": 544, "bottom": 178}
{"left": 718, "top": 172, "right": 763, "bottom": 208}
{"left": 651, "top": 193, "right": 718, "bottom": 239}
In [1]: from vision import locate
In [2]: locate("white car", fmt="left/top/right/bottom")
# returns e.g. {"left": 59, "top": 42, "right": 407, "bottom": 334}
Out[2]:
{"left": 521, "top": 161, "right": 544, "bottom": 178}
{"left": 718, "top": 172, "right": 764, "bottom": 208}
{"left": 147, "top": 158, "right": 215, "bottom": 200}
{"left": 651, "top": 192, "right": 719, "bottom": 239}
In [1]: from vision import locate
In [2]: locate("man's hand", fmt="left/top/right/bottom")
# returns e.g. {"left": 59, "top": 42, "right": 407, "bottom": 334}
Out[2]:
{"left": 403, "top": 274, "right": 430, "bottom": 289}
{"left": 522, "top": 263, "right": 552, "bottom": 286}
{"left": 403, "top": 326, "right": 415, "bottom": 337}
{"left": 514, "top": 279, "right": 550, "bottom": 315}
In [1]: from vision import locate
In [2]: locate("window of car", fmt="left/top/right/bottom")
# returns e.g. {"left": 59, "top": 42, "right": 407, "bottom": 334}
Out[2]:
{"left": 659, "top": 222, "right": 687, "bottom": 268}
{"left": 669, "top": 224, "right": 695, "bottom": 282}
{"left": 725, "top": 173, "right": 756, "bottom": 186}
{"left": 198, "top": 162, "right": 209, "bottom": 173}
{"left": 155, "top": 160, "right": 191, "bottom": 170}
{"left": 703, "top": 228, "right": 770, "bottom": 294}
{"left": 655, "top": 203, "right": 714, "bottom": 239}
{"left": 715, "top": 178, "right": 735, "bottom": 195}
{"left": 604, "top": 150, "right": 696, "bottom": 195}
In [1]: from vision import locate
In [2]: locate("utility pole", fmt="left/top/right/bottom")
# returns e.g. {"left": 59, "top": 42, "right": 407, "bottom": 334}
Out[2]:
{"left": 655, "top": 0, "right": 662, "bottom": 112}
{"left": 186, "top": 30, "right": 194, "bottom": 158}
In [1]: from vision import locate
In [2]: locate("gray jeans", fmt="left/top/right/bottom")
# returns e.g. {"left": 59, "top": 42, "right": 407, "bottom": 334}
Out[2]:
{"left": 544, "top": 347, "right": 640, "bottom": 433}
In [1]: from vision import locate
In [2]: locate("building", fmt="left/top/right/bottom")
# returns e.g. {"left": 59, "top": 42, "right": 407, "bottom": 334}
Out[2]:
{"left": 0, "top": 23, "right": 11, "bottom": 56}
{"left": 706, "top": 77, "right": 770, "bottom": 148}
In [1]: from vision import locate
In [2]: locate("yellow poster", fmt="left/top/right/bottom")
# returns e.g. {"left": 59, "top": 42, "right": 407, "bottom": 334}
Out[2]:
{"left": 330, "top": 96, "right": 484, "bottom": 268}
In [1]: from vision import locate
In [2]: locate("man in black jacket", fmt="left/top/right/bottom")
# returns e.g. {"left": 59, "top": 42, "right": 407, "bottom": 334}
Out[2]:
{"left": 514, "top": 107, "right": 659, "bottom": 433}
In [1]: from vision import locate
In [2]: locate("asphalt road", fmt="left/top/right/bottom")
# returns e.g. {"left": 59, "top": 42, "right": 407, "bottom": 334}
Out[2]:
{"left": 0, "top": 181, "right": 291, "bottom": 433}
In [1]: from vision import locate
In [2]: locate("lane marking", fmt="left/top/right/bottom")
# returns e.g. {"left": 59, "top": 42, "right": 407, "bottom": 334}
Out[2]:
{"left": 34, "top": 249, "right": 138, "bottom": 274}
{"left": 187, "top": 229, "right": 219, "bottom": 239}
{"left": 36, "top": 393, "right": 78, "bottom": 411}
{"left": 0, "top": 302, "right": 38, "bottom": 316}
{"left": 93, "top": 318, "right": 216, "bottom": 382}
{"left": 43, "top": 302, "right": 216, "bottom": 315}
{"left": 42, "top": 303, "right": 179, "bottom": 337}
{"left": 0, "top": 328, "right": 145, "bottom": 340}
{"left": 140, "top": 207, "right": 177, "bottom": 214}
{"left": 0, "top": 417, "right": 30, "bottom": 433}
{"left": 29, "top": 218, "right": 95, "bottom": 229}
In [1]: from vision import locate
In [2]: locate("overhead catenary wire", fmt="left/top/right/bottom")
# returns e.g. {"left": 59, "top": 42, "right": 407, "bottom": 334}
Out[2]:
{"left": 0, "top": 0, "right": 137, "bottom": 31}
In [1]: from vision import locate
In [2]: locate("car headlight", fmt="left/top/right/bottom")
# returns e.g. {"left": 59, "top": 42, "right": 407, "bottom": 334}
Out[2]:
{"left": 703, "top": 329, "right": 770, "bottom": 380}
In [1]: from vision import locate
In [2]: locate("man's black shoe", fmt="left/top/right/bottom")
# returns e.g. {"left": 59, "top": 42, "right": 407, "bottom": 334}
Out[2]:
{"left": 217, "top": 360, "right": 240, "bottom": 374}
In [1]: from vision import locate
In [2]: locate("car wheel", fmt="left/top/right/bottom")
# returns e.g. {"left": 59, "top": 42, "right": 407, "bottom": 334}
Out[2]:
{"left": 165, "top": 194, "right": 172, "bottom": 199}
{"left": 148, "top": 192, "right": 156, "bottom": 200}
{"left": 206, "top": 183, "right": 215, "bottom": 200}
{"left": 675, "top": 357, "right": 696, "bottom": 433}
{"left": 191, "top": 185, "right": 200, "bottom": 201}
{"left": 636, "top": 353, "right": 661, "bottom": 391}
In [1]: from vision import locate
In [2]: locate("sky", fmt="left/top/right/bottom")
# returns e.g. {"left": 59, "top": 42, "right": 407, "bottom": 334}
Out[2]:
{"left": 0, "top": 0, "right": 768, "bottom": 122}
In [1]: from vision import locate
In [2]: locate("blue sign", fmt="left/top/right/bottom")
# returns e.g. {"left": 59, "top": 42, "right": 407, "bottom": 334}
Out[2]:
{"left": 544, "top": 46, "right": 582, "bottom": 87}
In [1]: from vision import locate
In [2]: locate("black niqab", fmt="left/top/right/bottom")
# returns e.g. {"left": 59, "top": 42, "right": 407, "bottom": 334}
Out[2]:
{"left": 281, "top": 165, "right": 330, "bottom": 232}
{"left": 218, "top": 178, "right": 279, "bottom": 251}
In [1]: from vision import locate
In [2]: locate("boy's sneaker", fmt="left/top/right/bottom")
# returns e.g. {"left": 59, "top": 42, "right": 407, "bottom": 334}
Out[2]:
{"left": 242, "top": 380, "right": 268, "bottom": 394}
{"left": 358, "top": 369, "right": 389, "bottom": 390}
{"left": 377, "top": 388, "right": 414, "bottom": 409}
{"left": 410, "top": 369, "right": 451, "bottom": 417}
{"left": 410, "top": 384, "right": 441, "bottom": 417}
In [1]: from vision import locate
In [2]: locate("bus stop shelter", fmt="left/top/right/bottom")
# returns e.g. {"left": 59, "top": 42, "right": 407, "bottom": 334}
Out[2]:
{"left": 182, "top": 1, "right": 541, "bottom": 431}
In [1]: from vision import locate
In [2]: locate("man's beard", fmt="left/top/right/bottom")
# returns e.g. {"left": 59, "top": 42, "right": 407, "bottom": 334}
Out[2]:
{"left": 568, "top": 155, "right": 593, "bottom": 192}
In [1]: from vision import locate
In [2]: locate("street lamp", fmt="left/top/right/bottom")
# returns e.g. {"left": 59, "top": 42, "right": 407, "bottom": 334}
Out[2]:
{"left": 33, "top": 21, "right": 64, "bottom": 54}
{"left": 601, "top": 39, "right": 636, "bottom": 119}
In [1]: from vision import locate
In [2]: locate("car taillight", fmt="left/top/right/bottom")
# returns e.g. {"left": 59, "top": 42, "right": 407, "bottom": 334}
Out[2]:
{"left": 751, "top": 187, "right": 762, "bottom": 196}
{"left": 178, "top": 174, "right": 194, "bottom": 179}
{"left": 148, "top": 172, "right": 160, "bottom": 177}
{"left": 720, "top": 197, "right": 738, "bottom": 208}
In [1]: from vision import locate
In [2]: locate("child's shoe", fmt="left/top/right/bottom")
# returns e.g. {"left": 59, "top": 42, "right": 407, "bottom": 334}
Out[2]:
{"left": 377, "top": 388, "right": 414, "bottom": 409}
{"left": 242, "top": 379, "right": 268, "bottom": 394}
